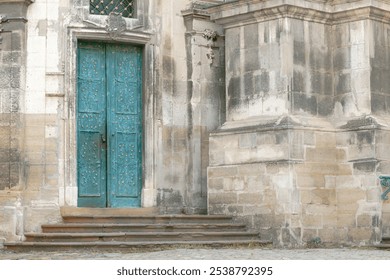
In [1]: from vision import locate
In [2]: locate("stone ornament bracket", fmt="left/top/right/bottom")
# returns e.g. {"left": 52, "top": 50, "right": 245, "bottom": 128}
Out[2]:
{"left": 380, "top": 175, "right": 390, "bottom": 200}
{"left": 202, "top": 29, "right": 218, "bottom": 65}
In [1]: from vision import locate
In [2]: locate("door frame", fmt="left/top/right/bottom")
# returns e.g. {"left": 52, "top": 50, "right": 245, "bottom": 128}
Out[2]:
{"left": 63, "top": 28, "right": 156, "bottom": 208}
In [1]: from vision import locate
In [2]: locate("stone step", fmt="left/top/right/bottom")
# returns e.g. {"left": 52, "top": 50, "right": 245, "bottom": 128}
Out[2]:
{"left": 4, "top": 240, "right": 270, "bottom": 251}
{"left": 62, "top": 215, "right": 234, "bottom": 224}
{"left": 5, "top": 208, "right": 264, "bottom": 251}
{"left": 24, "top": 232, "right": 259, "bottom": 242}
{"left": 381, "top": 237, "right": 390, "bottom": 244}
{"left": 60, "top": 207, "right": 233, "bottom": 224}
{"left": 41, "top": 223, "right": 247, "bottom": 233}
{"left": 374, "top": 237, "right": 390, "bottom": 249}
{"left": 60, "top": 207, "right": 159, "bottom": 217}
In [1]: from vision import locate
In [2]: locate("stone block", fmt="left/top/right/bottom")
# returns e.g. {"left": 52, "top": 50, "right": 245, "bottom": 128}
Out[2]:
{"left": 244, "top": 23, "right": 259, "bottom": 48}
{"left": 300, "top": 190, "right": 312, "bottom": 204}
{"left": 318, "top": 96, "right": 334, "bottom": 116}
{"left": 208, "top": 166, "right": 238, "bottom": 178}
{"left": 247, "top": 175, "right": 267, "bottom": 191}
{"left": 0, "top": 207, "right": 16, "bottom": 239}
{"left": 366, "top": 188, "right": 380, "bottom": 203}
{"left": 255, "top": 132, "right": 276, "bottom": 145}
{"left": 315, "top": 131, "right": 336, "bottom": 148}
{"left": 377, "top": 144, "right": 390, "bottom": 160}
{"left": 304, "top": 131, "right": 315, "bottom": 146}
{"left": 325, "top": 176, "right": 336, "bottom": 188}
{"left": 336, "top": 175, "right": 362, "bottom": 189}
{"left": 292, "top": 92, "right": 317, "bottom": 115}
{"left": 254, "top": 71, "right": 270, "bottom": 94}
{"left": 209, "top": 150, "right": 225, "bottom": 166}
{"left": 223, "top": 177, "right": 245, "bottom": 191}
{"left": 305, "top": 147, "right": 336, "bottom": 163}
{"left": 337, "top": 214, "right": 356, "bottom": 227}
{"left": 243, "top": 205, "right": 271, "bottom": 215}
{"left": 292, "top": 70, "right": 305, "bottom": 92}
{"left": 208, "top": 192, "right": 237, "bottom": 204}
{"left": 226, "top": 205, "right": 244, "bottom": 215}
{"left": 244, "top": 48, "right": 259, "bottom": 73}
{"left": 347, "top": 227, "right": 373, "bottom": 243}
{"left": 352, "top": 160, "right": 374, "bottom": 178}
{"left": 322, "top": 214, "right": 338, "bottom": 227}
{"left": 266, "top": 162, "right": 290, "bottom": 174}
{"left": 311, "top": 189, "right": 336, "bottom": 205}
{"left": 334, "top": 228, "right": 349, "bottom": 243}
{"left": 295, "top": 162, "right": 339, "bottom": 175}
{"left": 281, "top": 227, "right": 301, "bottom": 245}
{"left": 318, "top": 227, "right": 336, "bottom": 243}
{"left": 290, "top": 144, "right": 304, "bottom": 159}
{"left": 239, "top": 133, "right": 257, "bottom": 149}
{"left": 263, "top": 189, "right": 277, "bottom": 205}
{"left": 337, "top": 203, "right": 359, "bottom": 214}
{"left": 259, "top": 228, "right": 274, "bottom": 242}
{"left": 271, "top": 174, "right": 292, "bottom": 189}
{"left": 302, "top": 214, "right": 323, "bottom": 229}
{"left": 237, "top": 163, "right": 265, "bottom": 176}
{"left": 336, "top": 148, "right": 347, "bottom": 161}
{"left": 208, "top": 177, "right": 223, "bottom": 191}
{"left": 26, "top": 164, "right": 44, "bottom": 190}
{"left": 238, "top": 192, "right": 262, "bottom": 204}
{"left": 293, "top": 41, "right": 306, "bottom": 66}
{"left": 372, "top": 93, "right": 387, "bottom": 114}
{"left": 302, "top": 229, "right": 318, "bottom": 242}
{"left": 297, "top": 174, "right": 325, "bottom": 189}
{"left": 333, "top": 47, "right": 351, "bottom": 71}
{"left": 24, "top": 207, "right": 61, "bottom": 233}
{"left": 310, "top": 71, "right": 333, "bottom": 97}
{"left": 356, "top": 214, "right": 372, "bottom": 227}
{"left": 276, "top": 189, "right": 292, "bottom": 204}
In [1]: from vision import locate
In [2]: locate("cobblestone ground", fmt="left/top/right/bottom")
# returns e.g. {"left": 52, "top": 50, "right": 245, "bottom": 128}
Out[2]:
{"left": 0, "top": 247, "right": 389, "bottom": 260}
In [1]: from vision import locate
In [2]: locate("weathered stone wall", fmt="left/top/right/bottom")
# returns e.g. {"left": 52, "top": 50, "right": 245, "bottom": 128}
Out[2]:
{"left": 0, "top": 0, "right": 30, "bottom": 241}
{"left": 292, "top": 19, "right": 333, "bottom": 116}
{"left": 208, "top": 120, "right": 383, "bottom": 246}
{"left": 0, "top": 0, "right": 227, "bottom": 241}
{"left": 226, "top": 19, "right": 289, "bottom": 120}
{"left": 207, "top": 0, "right": 390, "bottom": 246}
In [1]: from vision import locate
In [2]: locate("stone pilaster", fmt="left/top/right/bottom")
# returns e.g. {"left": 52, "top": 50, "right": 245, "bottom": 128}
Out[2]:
{"left": 181, "top": 6, "right": 225, "bottom": 213}
{"left": 0, "top": 0, "right": 32, "bottom": 190}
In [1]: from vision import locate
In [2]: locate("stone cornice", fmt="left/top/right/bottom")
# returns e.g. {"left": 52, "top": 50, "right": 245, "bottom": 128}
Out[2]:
{"left": 208, "top": 0, "right": 390, "bottom": 28}
{"left": 209, "top": 2, "right": 390, "bottom": 27}
{"left": 0, "top": 0, "right": 33, "bottom": 5}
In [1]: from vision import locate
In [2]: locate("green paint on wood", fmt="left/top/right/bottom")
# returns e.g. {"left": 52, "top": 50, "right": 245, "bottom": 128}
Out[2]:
{"left": 77, "top": 41, "right": 142, "bottom": 208}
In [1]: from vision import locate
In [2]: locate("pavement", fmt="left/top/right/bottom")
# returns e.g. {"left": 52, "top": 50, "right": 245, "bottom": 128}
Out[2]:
{"left": 0, "top": 246, "right": 390, "bottom": 260}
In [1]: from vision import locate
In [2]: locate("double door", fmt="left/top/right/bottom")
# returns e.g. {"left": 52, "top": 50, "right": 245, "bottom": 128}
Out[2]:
{"left": 77, "top": 41, "right": 142, "bottom": 208}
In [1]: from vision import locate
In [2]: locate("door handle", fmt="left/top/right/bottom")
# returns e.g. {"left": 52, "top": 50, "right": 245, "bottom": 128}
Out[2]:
{"left": 101, "top": 134, "right": 106, "bottom": 143}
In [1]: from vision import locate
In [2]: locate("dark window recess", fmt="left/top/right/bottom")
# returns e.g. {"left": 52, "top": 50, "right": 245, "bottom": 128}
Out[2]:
{"left": 90, "top": 0, "right": 135, "bottom": 18}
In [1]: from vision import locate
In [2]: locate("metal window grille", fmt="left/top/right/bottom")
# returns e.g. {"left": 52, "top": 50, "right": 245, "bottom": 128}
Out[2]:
{"left": 90, "top": 0, "right": 135, "bottom": 18}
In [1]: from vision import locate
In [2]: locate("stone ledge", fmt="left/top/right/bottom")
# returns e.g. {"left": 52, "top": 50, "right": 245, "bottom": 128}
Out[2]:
{"left": 0, "top": 0, "right": 32, "bottom": 4}
{"left": 209, "top": 1, "right": 390, "bottom": 27}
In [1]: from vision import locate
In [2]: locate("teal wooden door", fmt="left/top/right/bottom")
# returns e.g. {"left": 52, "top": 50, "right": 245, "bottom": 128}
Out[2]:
{"left": 77, "top": 41, "right": 142, "bottom": 208}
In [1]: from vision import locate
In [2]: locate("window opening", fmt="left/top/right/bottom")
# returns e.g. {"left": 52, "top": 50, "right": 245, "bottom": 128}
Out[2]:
{"left": 90, "top": 0, "right": 135, "bottom": 18}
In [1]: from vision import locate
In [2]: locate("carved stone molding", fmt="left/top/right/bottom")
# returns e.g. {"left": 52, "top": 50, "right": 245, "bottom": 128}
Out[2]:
{"left": 0, "top": 15, "right": 8, "bottom": 50}
{"left": 105, "top": 12, "right": 127, "bottom": 39}
{"left": 208, "top": 0, "right": 390, "bottom": 27}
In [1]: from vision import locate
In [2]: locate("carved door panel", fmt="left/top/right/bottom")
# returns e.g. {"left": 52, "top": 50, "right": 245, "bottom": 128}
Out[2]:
{"left": 77, "top": 41, "right": 142, "bottom": 208}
